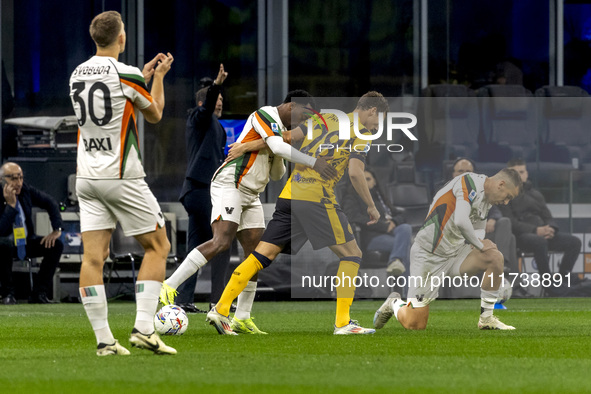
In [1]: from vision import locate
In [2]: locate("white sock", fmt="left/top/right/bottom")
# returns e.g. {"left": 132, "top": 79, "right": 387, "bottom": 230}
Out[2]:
{"left": 480, "top": 289, "right": 499, "bottom": 318}
{"left": 80, "top": 285, "right": 115, "bottom": 345}
{"left": 165, "top": 248, "right": 208, "bottom": 289}
{"left": 134, "top": 280, "right": 162, "bottom": 334}
{"left": 391, "top": 298, "right": 408, "bottom": 321}
{"left": 235, "top": 281, "right": 257, "bottom": 320}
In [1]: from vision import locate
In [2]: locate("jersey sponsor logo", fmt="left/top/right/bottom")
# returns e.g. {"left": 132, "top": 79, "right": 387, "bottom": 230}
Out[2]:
{"left": 293, "top": 173, "right": 316, "bottom": 184}
{"left": 83, "top": 137, "right": 113, "bottom": 152}
{"left": 225, "top": 207, "right": 235, "bottom": 214}
{"left": 468, "top": 190, "right": 477, "bottom": 202}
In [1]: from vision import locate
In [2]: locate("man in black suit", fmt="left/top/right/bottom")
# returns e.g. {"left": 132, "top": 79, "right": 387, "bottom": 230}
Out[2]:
{"left": 176, "top": 64, "right": 232, "bottom": 313}
{"left": 0, "top": 162, "right": 63, "bottom": 304}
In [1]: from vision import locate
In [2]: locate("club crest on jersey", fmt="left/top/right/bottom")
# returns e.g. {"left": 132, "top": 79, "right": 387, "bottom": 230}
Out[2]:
{"left": 468, "top": 190, "right": 477, "bottom": 202}
{"left": 271, "top": 123, "right": 279, "bottom": 133}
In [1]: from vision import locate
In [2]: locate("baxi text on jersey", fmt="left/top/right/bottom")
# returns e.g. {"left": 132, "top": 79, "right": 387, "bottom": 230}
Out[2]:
{"left": 83, "top": 137, "right": 113, "bottom": 152}
{"left": 72, "top": 65, "right": 111, "bottom": 76}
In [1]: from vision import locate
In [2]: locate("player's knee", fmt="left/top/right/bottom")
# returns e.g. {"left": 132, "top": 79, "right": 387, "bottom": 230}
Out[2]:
{"left": 159, "top": 237, "right": 171, "bottom": 259}
{"left": 84, "top": 254, "right": 105, "bottom": 268}
{"left": 405, "top": 321, "right": 427, "bottom": 330}
{"left": 482, "top": 249, "right": 504, "bottom": 270}
{"left": 211, "top": 235, "right": 233, "bottom": 254}
{"left": 349, "top": 243, "right": 363, "bottom": 258}
{"left": 401, "top": 314, "right": 428, "bottom": 330}
{"left": 482, "top": 248, "right": 502, "bottom": 262}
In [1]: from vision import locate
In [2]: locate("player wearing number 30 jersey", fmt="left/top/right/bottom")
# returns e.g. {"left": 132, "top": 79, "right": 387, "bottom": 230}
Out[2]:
{"left": 70, "top": 55, "right": 151, "bottom": 179}
{"left": 69, "top": 11, "right": 176, "bottom": 357}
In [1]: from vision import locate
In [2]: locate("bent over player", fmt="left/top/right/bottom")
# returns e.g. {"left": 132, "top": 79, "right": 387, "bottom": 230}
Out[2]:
{"left": 70, "top": 11, "right": 175, "bottom": 355}
{"left": 160, "top": 90, "right": 336, "bottom": 334}
{"left": 374, "top": 169, "right": 523, "bottom": 331}
{"left": 207, "top": 92, "right": 389, "bottom": 335}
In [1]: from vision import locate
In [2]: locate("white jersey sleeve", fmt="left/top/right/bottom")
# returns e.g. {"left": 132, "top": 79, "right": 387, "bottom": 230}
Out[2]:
{"left": 118, "top": 64, "right": 153, "bottom": 110}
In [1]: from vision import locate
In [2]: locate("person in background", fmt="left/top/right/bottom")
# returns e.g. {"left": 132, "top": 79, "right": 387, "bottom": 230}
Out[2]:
{"left": 0, "top": 162, "right": 63, "bottom": 305}
{"left": 500, "top": 158, "right": 582, "bottom": 295}
{"left": 175, "top": 64, "right": 234, "bottom": 314}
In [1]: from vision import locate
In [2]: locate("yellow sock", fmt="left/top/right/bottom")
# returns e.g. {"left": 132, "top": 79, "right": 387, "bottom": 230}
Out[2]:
{"left": 335, "top": 259, "right": 360, "bottom": 327}
{"left": 216, "top": 254, "right": 263, "bottom": 316}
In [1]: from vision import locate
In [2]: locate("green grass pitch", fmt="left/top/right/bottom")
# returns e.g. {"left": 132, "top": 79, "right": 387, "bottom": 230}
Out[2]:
{"left": 1, "top": 298, "right": 590, "bottom": 393}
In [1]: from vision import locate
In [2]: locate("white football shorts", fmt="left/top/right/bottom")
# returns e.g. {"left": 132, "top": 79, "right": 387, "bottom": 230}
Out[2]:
{"left": 210, "top": 181, "right": 265, "bottom": 232}
{"left": 76, "top": 178, "right": 165, "bottom": 237}
{"left": 406, "top": 243, "right": 473, "bottom": 308}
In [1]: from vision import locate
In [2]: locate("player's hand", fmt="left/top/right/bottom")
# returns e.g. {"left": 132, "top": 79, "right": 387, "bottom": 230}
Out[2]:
{"left": 41, "top": 229, "right": 61, "bottom": 248}
{"left": 3, "top": 182, "right": 17, "bottom": 208}
{"left": 367, "top": 206, "right": 380, "bottom": 225}
{"left": 154, "top": 52, "right": 174, "bottom": 77}
{"left": 225, "top": 142, "right": 247, "bottom": 163}
{"left": 312, "top": 157, "right": 337, "bottom": 180}
{"left": 214, "top": 63, "right": 228, "bottom": 85}
{"left": 480, "top": 238, "right": 498, "bottom": 252}
{"left": 282, "top": 130, "right": 292, "bottom": 144}
{"left": 142, "top": 53, "right": 167, "bottom": 85}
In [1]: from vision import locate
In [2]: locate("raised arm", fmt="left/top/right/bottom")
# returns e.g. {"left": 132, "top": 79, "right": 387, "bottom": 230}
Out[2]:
{"left": 140, "top": 52, "right": 174, "bottom": 124}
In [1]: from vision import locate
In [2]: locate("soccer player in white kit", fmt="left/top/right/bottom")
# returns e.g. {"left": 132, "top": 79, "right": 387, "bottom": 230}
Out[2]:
{"left": 69, "top": 11, "right": 175, "bottom": 355}
{"left": 160, "top": 91, "right": 337, "bottom": 335}
{"left": 374, "top": 168, "right": 522, "bottom": 330}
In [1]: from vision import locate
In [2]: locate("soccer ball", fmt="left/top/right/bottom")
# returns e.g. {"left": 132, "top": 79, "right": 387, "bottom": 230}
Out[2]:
{"left": 498, "top": 278, "right": 513, "bottom": 304}
{"left": 154, "top": 305, "right": 189, "bottom": 335}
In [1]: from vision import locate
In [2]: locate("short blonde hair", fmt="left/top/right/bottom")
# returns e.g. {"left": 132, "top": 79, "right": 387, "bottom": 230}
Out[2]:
{"left": 89, "top": 11, "right": 122, "bottom": 48}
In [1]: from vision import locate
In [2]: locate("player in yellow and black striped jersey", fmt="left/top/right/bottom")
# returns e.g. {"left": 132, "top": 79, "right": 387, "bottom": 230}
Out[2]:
{"left": 279, "top": 111, "right": 372, "bottom": 204}
{"left": 208, "top": 92, "right": 392, "bottom": 335}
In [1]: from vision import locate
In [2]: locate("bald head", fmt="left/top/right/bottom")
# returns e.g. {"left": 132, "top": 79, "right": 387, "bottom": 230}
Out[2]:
{"left": 1, "top": 162, "right": 24, "bottom": 196}
{"left": 0, "top": 162, "right": 22, "bottom": 177}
